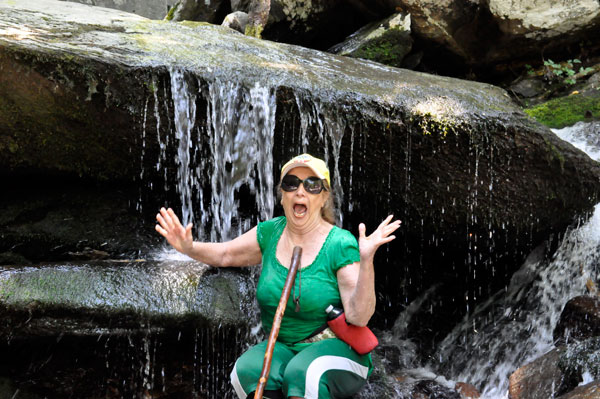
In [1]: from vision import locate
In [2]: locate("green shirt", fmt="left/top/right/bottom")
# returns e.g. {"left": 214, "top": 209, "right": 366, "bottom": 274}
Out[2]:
{"left": 256, "top": 216, "right": 361, "bottom": 344}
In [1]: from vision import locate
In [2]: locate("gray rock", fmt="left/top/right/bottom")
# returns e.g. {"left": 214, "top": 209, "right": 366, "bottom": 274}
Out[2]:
{"left": 166, "top": 0, "right": 227, "bottom": 22}
{"left": 329, "top": 12, "right": 413, "bottom": 68}
{"left": 222, "top": 10, "right": 249, "bottom": 33}
{"left": 385, "top": 0, "right": 600, "bottom": 69}
{"left": 3, "top": 0, "right": 600, "bottom": 365}
{"left": 509, "top": 78, "right": 546, "bottom": 99}
{"left": 60, "top": 0, "right": 175, "bottom": 19}
{"left": 0, "top": 261, "right": 257, "bottom": 336}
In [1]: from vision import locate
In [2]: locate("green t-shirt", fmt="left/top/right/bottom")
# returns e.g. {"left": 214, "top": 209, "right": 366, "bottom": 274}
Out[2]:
{"left": 256, "top": 216, "right": 361, "bottom": 344}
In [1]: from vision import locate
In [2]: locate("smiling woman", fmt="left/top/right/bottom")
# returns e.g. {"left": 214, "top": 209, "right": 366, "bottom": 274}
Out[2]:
{"left": 155, "top": 153, "right": 401, "bottom": 399}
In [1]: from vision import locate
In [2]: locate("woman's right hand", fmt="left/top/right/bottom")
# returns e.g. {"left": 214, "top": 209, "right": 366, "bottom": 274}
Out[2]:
{"left": 155, "top": 207, "right": 194, "bottom": 255}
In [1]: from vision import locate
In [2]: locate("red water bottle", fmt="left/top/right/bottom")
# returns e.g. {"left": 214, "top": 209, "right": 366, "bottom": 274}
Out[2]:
{"left": 325, "top": 305, "right": 378, "bottom": 355}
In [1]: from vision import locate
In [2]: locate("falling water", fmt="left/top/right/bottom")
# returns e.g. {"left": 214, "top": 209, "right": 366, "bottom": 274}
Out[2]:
{"left": 429, "top": 121, "right": 600, "bottom": 398}
{"left": 205, "top": 79, "right": 276, "bottom": 241}
{"left": 293, "top": 94, "right": 350, "bottom": 224}
{"left": 145, "top": 70, "right": 278, "bottom": 243}
{"left": 170, "top": 68, "right": 198, "bottom": 227}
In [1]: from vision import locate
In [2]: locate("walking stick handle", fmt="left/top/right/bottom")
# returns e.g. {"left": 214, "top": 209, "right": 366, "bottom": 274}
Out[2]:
{"left": 254, "top": 246, "right": 302, "bottom": 399}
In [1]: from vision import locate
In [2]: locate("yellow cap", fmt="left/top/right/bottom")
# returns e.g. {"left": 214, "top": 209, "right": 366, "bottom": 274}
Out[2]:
{"left": 280, "top": 154, "right": 330, "bottom": 186}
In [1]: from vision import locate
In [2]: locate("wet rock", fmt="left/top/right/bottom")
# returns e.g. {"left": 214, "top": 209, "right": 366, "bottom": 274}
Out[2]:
{"left": 554, "top": 296, "right": 600, "bottom": 345}
{"left": 3, "top": 0, "right": 600, "bottom": 360}
{"left": 0, "top": 179, "right": 159, "bottom": 264}
{"left": 555, "top": 381, "right": 600, "bottom": 399}
{"left": 329, "top": 12, "right": 413, "bottom": 68}
{"left": 556, "top": 337, "right": 600, "bottom": 395}
{"left": 455, "top": 382, "right": 480, "bottom": 399}
{"left": 508, "top": 347, "right": 567, "bottom": 399}
{"left": 0, "top": 260, "right": 257, "bottom": 398}
{"left": 412, "top": 379, "right": 461, "bottom": 399}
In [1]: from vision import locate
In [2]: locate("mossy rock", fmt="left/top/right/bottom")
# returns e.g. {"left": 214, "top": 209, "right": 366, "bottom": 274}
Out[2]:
{"left": 524, "top": 93, "right": 600, "bottom": 129}
{"left": 352, "top": 28, "right": 412, "bottom": 68}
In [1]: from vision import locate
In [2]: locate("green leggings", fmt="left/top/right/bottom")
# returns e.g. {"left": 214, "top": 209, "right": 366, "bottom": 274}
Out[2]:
{"left": 230, "top": 338, "right": 372, "bottom": 399}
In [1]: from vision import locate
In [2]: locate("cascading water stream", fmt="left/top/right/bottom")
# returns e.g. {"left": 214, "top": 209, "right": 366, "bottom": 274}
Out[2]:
{"left": 425, "top": 121, "right": 600, "bottom": 398}
{"left": 148, "top": 70, "right": 278, "bottom": 246}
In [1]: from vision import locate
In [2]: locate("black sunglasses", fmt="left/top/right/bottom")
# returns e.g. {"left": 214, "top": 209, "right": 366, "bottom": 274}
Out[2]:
{"left": 281, "top": 175, "right": 327, "bottom": 195}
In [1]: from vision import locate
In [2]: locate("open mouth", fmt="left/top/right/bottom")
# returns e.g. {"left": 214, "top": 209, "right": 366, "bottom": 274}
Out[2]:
{"left": 293, "top": 204, "right": 307, "bottom": 218}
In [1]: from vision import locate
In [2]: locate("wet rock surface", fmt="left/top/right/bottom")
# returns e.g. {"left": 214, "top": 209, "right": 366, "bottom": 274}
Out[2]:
{"left": 508, "top": 347, "right": 567, "bottom": 399}
{"left": 555, "top": 381, "right": 600, "bottom": 399}
{"left": 0, "top": 260, "right": 257, "bottom": 398}
{"left": 554, "top": 295, "right": 600, "bottom": 345}
{"left": 2, "top": 0, "right": 600, "bottom": 360}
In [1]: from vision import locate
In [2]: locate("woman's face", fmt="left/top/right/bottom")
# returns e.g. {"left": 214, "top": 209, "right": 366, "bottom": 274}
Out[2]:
{"left": 281, "top": 167, "right": 329, "bottom": 230}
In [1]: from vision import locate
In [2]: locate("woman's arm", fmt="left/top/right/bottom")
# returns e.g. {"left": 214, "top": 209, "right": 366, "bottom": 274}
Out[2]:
{"left": 155, "top": 207, "right": 262, "bottom": 267}
{"left": 337, "top": 215, "right": 401, "bottom": 326}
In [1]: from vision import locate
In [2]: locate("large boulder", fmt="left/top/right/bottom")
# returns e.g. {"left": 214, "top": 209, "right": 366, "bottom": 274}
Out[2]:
{"left": 380, "top": 0, "right": 600, "bottom": 76}
{"left": 2, "top": 0, "right": 600, "bottom": 351}
{"left": 0, "top": 261, "right": 257, "bottom": 398}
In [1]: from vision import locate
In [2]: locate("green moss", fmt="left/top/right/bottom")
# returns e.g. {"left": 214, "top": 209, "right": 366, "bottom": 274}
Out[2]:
{"left": 180, "top": 21, "right": 211, "bottom": 29}
{"left": 164, "top": 3, "right": 179, "bottom": 21}
{"left": 244, "top": 23, "right": 264, "bottom": 39}
{"left": 410, "top": 112, "right": 464, "bottom": 139}
{"left": 544, "top": 137, "right": 566, "bottom": 171}
{"left": 524, "top": 94, "right": 600, "bottom": 128}
{"left": 352, "top": 28, "right": 411, "bottom": 68}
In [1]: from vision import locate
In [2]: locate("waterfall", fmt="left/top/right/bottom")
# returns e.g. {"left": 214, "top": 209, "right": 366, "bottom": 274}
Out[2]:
{"left": 205, "top": 79, "right": 276, "bottom": 241}
{"left": 427, "top": 121, "right": 600, "bottom": 398}
{"left": 148, "top": 69, "right": 277, "bottom": 245}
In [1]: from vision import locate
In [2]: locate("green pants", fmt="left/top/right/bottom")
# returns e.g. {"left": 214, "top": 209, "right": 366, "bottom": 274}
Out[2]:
{"left": 230, "top": 338, "right": 372, "bottom": 399}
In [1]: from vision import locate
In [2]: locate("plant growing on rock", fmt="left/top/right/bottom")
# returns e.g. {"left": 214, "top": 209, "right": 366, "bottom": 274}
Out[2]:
{"left": 543, "top": 59, "right": 595, "bottom": 85}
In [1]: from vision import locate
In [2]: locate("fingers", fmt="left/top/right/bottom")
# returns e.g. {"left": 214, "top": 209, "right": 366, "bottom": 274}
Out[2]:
{"left": 156, "top": 207, "right": 189, "bottom": 237}
{"left": 360, "top": 216, "right": 401, "bottom": 242}
{"left": 168, "top": 208, "right": 183, "bottom": 227}
{"left": 378, "top": 214, "right": 394, "bottom": 229}
{"left": 358, "top": 223, "right": 366, "bottom": 239}
{"left": 155, "top": 223, "right": 168, "bottom": 238}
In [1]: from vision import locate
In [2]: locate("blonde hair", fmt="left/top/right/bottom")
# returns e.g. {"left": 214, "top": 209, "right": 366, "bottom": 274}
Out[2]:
{"left": 320, "top": 180, "right": 336, "bottom": 225}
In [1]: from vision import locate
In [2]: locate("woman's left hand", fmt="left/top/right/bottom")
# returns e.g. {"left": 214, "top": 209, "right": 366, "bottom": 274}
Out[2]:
{"left": 358, "top": 215, "right": 401, "bottom": 260}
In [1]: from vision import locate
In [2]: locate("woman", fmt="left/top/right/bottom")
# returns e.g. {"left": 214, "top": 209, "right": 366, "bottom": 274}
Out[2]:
{"left": 155, "top": 154, "right": 401, "bottom": 399}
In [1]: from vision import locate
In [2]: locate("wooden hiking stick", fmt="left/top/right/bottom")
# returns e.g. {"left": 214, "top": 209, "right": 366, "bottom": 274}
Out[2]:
{"left": 254, "top": 246, "right": 302, "bottom": 399}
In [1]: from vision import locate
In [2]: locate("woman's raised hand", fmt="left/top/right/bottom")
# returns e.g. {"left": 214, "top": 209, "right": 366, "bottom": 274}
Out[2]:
{"left": 358, "top": 215, "right": 401, "bottom": 260}
{"left": 155, "top": 207, "right": 194, "bottom": 255}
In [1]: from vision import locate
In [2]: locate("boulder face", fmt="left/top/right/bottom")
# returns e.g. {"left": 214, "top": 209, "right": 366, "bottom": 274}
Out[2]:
{"left": 508, "top": 347, "right": 567, "bottom": 399}
{"left": 0, "top": 261, "right": 257, "bottom": 398}
{"left": 328, "top": 12, "right": 414, "bottom": 68}
{"left": 2, "top": 0, "right": 600, "bottom": 350}
{"left": 554, "top": 295, "right": 600, "bottom": 345}
{"left": 396, "top": 0, "right": 600, "bottom": 71}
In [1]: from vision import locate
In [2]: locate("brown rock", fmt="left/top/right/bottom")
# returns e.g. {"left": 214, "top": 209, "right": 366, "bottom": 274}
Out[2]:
{"left": 456, "top": 382, "right": 480, "bottom": 399}
{"left": 554, "top": 296, "right": 600, "bottom": 345}
{"left": 508, "top": 347, "right": 566, "bottom": 399}
{"left": 555, "top": 381, "right": 600, "bottom": 399}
